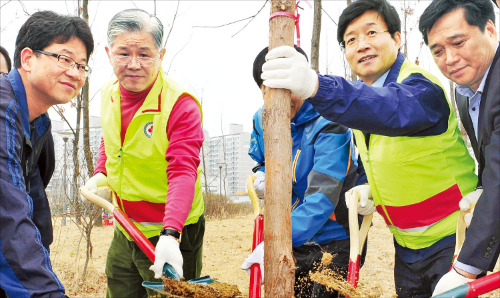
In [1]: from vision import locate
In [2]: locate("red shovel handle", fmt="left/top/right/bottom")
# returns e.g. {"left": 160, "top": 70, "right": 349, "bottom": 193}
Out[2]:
{"left": 80, "top": 187, "right": 156, "bottom": 263}
{"left": 249, "top": 214, "right": 264, "bottom": 298}
{"left": 247, "top": 175, "right": 264, "bottom": 298}
{"left": 113, "top": 208, "right": 156, "bottom": 262}
{"left": 347, "top": 256, "right": 361, "bottom": 288}
{"left": 347, "top": 189, "right": 373, "bottom": 296}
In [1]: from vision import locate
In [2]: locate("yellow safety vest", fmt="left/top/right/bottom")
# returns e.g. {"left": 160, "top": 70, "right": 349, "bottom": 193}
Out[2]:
{"left": 101, "top": 69, "right": 204, "bottom": 240}
{"left": 353, "top": 60, "right": 477, "bottom": 249}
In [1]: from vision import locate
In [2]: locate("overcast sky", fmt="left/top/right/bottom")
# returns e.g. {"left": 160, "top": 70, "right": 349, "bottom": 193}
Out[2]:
{"left": 1, "top": 1, "right": 498, "bottom": 137}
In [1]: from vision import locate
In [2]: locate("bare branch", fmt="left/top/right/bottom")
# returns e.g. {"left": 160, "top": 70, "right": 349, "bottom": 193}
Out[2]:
{"left": 163, "top": 0, "right": 180, "bottom": 48}
{"left": 16, "top": 0, "right": 30, "bottom": 16}
{"left": 1, "top": 0, "right": 14, "bottom": 9}
{"left": 321, "top": 7, "right": 337, "bottom": 26}
{"left": 165, "top": 33, "right": 192, "bottom": 74}
{"left": 192, "top": 1, "right": 269, "bottom": 37}
{"left": 51, "top": 105, "right": 76, "bottom": 135}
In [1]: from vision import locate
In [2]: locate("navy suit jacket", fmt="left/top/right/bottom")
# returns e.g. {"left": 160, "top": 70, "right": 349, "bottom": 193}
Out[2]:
{"left": 456, "top": 44, "right": 500, "bottom": 271}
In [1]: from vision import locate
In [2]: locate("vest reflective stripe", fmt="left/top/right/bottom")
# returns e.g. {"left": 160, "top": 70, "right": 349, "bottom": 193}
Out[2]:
{"left": 101, "top": 69, "right": 204, "bottom": 240}
{"left": 375, "top": 184, "right": 462, "bottom": 231}
{"left": 353, "top": 59, "right": 477, "bottom": 249}
{"left": 117, "top": 195, "right": 165, "bottom": 224}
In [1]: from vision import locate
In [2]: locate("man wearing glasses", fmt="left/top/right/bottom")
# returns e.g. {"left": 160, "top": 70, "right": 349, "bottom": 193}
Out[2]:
{"left": 0, "top": 10, "right": 93, "bottom": 297}
{"left": 258, "top": 0, "right": 478, "bottom": 296}
{"left": 419, "top": 0, "right": 500, "bottom": 295}
{"left": 81, "top": 9, "right": 205, "bottom": 297}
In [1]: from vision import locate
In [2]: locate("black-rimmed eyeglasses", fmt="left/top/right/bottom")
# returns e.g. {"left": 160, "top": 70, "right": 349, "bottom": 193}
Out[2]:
{"left": 340, "top": 30, "right": 389, "bottom": 50}
{"left": 109, "top": 51, "right": 161, "bottom": 67}
{"left": 35, "top": 50, "right": 91, "bottom": 78}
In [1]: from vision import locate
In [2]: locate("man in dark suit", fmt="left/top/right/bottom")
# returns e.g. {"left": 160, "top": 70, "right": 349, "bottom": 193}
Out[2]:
{"left": 419, "top": 0, "right": 499, "bottom": 294}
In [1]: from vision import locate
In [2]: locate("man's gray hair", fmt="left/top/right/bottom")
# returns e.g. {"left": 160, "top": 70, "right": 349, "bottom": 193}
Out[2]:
{"left": 107, "top": 9, "right": 163, "bottom": 49}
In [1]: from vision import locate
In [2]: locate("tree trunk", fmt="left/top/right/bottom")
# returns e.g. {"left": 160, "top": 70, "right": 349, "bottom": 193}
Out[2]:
{"left": 201, "top": 142, "right": 209, "bottom": 194}
{"left": 310, "top": 0, "right": 321, "bottom": 73}
{"left": 72, "top": 95, "right": 82, "bottom": 226}
{"left": 264, "top": 1, "right": 296, "bottom": 297}
{"left": 345, "top": 0, "right": 357, "bottom": 81}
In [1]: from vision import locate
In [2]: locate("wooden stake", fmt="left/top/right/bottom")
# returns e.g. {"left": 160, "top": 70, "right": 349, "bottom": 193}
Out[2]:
{"left": 263, "top": 1, "right": 296, "bottom": 297}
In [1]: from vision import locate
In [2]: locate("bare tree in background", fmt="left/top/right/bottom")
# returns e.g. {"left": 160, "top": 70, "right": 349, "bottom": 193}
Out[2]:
{"left": 346, "top": 0, "right": 358, "bottom": 81}
{"left": 310, "top": 0, "right": 321, "bottom": 72}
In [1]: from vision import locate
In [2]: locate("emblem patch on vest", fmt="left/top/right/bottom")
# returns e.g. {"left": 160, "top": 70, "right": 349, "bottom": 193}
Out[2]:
{"left": 144, "top": 122, "right": 153, "bottom": 138}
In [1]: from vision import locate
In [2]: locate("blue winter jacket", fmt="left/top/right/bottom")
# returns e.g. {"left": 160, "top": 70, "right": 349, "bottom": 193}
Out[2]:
{"left": 0, "top": 70, "right": 65, "bottom": 297}
{"left": 249, "top": 101, "right": 359, "bottom": 246}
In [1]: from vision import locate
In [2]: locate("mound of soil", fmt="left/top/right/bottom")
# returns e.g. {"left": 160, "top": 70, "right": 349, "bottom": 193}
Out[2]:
{"left": 162, "top": 277, "right": 241, "bottom": 298}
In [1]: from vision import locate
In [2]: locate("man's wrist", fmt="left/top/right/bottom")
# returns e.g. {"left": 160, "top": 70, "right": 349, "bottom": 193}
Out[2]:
{"left": 160, "top": 228, "right": 181, "bottom": 243}
{"left": 454, "top": 266, "right": 477, "bottom": 279}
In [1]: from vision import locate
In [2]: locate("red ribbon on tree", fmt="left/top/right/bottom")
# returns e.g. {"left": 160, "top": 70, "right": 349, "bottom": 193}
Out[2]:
{"left": 269, "top": 1, "right": 311, "bottom": 47}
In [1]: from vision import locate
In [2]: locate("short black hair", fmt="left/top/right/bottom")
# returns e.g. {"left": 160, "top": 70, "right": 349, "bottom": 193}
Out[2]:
{"left": 419, "top": 0, "right": 496, "bottom": 45}
{"left": 0, "top": 46, "right": 12, "bottom": 72}
{"left": 252, "top": 45, "right": 308, "bottom": 88}
{"left": 337, "top": 0, "right": 401, "bottom": 46}
{"left": 14, "top": 10, "right": 94, "bottom": 68}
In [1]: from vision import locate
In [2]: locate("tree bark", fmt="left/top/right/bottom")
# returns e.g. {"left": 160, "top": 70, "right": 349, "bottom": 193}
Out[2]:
{"left": 311, "top": 0, "right": 322, "bottom": 72}
{"left": 263, "top": 1, "right": 296, "bottom": 297}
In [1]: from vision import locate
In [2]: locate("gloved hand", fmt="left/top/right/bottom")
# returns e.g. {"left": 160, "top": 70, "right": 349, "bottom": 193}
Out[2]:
{"left": 433, "top": 268, "right": 474, "bottom": 296}
{"left": 254, "top": 171, "right": 265, "bottom": 199}
{"left": 149, "top": 235, "right": 183, "bottom": 279}
{"left": 459, "top": 189, "right": 482, "bottom": 228}
{"left": 241, "top": 242, "right": 264, "bottom": 283}
{"left": 345, "top": 184, "right": 376, "bottom": 215}
{"left": 261, "top": 46, "right": 318, "bottom": 100}
{"left": 81, "top": 173, "right": 112, "bottom": 203}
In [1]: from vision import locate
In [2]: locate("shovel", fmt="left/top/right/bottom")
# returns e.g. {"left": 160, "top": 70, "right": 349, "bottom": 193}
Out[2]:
{"left": 247, "top": 175, "right": 264, "bottom": 298}
{"left": 451, "top": 203, "right": 476, "bottom": 268}
{"left": 347, "top": 189, "right": 373, "bottom": 293}
{"left": 432, "top": 271, "right": 500, "bottom": 298}
{"left": 79, "top": 187, "right": 215, "bottom": 287}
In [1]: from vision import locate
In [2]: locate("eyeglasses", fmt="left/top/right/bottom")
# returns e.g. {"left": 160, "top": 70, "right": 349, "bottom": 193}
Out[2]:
{"left": 340, "top": 30, "right": 389, "bottom": 49}
{"left": 109, "top": 51, "right": 161, "bottom": 67}
{"left": 35, "top": 50, "right": 91, "bottom": 78}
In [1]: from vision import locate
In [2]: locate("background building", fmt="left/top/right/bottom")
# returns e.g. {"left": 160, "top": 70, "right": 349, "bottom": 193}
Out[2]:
{"left": 202, "top": 124, "right": 255, "bottom": 197}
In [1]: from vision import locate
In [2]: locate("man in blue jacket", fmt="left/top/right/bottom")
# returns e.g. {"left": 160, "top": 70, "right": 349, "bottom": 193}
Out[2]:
{"left": 1, "top": 44, "right": 57, "bottom": 252}
{"left": 241, "top": 46, "right": 371, "bottom": 297}
{"left": 0, "top": 11, "right": 93, "bottom": 297}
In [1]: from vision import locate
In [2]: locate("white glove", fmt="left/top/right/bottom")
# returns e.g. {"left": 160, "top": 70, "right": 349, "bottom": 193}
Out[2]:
{"left": 241, "top": 242, "right": 264, "bottom": 283}
{"left": 262, "top": 46, "right": 318, "bottom": 100}
{"left": 459, "top": 189, "right": 482, "bottom": 228}
{"left": 149, "top": 235, "right": 183, "bottom": 279}
{"left": 433, "top": 268, "right": 473, "bottom": 296}
{"left": 254, "top": 171, "right": 265, "bottom": 199}
{"left": 81, "top": 173, "right": 112, "bottom": 203}
{"left": 345, "top": 184, "right": 376, "bottom": 215}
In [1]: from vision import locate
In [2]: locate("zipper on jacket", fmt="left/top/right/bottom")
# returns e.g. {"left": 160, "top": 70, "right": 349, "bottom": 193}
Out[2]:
{"left": 292, "top": 148, "right": 301, "bottom": 183}
{"left": 118, "top": 147, "right": 126, "bottom": 212}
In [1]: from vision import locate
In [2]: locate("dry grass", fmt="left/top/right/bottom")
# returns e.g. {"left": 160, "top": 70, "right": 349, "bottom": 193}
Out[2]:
{"left": 203, "top": 193, "right": 253, "bottom": 220}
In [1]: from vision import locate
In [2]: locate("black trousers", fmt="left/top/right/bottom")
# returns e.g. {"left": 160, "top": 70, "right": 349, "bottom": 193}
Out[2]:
{"left": 394, "top": 241, "right": 454, "bottom": 298}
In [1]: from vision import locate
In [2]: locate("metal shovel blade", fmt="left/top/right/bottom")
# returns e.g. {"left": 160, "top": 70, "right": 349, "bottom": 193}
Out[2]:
{"left": 163, "top": 263, "right": 181, "bottom": 280}
{"left": 142, "top": 275, "right": 217, "bottom": 294}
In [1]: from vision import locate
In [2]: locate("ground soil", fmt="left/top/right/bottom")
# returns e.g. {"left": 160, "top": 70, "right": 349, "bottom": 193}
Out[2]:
{"left": 51, "top": 212, "right": 499, "bottom": 297}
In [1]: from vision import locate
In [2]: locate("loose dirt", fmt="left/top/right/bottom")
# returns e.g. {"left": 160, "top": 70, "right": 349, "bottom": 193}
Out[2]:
{"left": 160, "top": 277, "right": 241, "bottom": 298}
